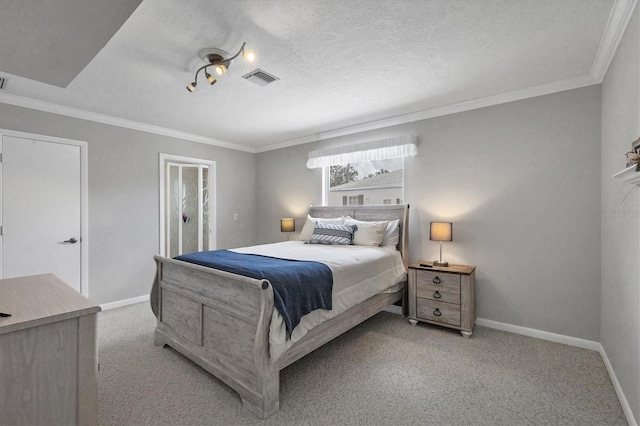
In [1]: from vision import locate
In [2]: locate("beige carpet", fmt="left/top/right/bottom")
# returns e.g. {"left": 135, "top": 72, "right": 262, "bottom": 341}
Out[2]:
{"left": 97, "top": 303, "right": 626, "bottom": 425}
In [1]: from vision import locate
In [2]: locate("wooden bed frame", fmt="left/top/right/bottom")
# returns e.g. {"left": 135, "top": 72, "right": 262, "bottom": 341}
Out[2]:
{"left": 150, "top": 204, "right": 409, "bottom": 418}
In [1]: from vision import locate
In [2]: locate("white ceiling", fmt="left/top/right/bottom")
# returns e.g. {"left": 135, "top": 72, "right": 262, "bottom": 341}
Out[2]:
{"left": 0, "top": 0, "right": 633, "bottom": 152}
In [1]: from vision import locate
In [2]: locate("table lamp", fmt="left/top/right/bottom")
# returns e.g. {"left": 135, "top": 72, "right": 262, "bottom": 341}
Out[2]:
{"left": 280, "top": 218, "right": 295, "bottom": 240}
{"left": 430, "top": 222, "right": 452, "bottom": 267}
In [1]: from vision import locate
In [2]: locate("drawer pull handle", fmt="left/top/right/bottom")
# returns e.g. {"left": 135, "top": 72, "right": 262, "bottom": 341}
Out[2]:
{"left": 433, "top": 308, "right": 442, "bottom": 317}
{"left": 433, "top": 276, "right": 442, "bottom": 285}
{"left": 433, "top": 291, "right": 442, "bottom": 299}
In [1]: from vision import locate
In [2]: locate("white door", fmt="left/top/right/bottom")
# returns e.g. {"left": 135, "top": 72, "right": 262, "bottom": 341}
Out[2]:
{"left": 166, "top": 162, "right": 212, "bottom": 257}
{"left": 1, "top": 136, "right": 82, "bottom": 292}
{"left": 159, "top": 154, "right": 216, "bottom": 257}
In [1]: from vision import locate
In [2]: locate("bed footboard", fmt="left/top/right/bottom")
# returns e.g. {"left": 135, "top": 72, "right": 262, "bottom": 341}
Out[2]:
{"left": 152, "top": 256, "right": 279, "bottom": 418}
{"left": 151, "top": 253, "right": 406, "bottom": 418}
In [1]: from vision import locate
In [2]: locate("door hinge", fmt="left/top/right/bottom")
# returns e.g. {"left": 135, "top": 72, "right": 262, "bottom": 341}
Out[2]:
{"left": 0, "top": 153, "right": 3, "bottom": 163}
{"left": 0, "top": 226, "right": 3, "bottom": 236}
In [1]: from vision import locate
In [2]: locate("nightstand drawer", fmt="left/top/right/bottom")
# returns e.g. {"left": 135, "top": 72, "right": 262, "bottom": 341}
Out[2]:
{"left": 416, "top": 299, "right": 461, "bottom": 327}
{"left": 416, "top": 270, "right": 460, "bottom": 301}
{"left": 416, "top": 282, "right": 460, "bottom": 304}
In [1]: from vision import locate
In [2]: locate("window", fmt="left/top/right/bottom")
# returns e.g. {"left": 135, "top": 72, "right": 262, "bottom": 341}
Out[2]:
{"left": 307, "top": 135, "right": 416, "bottom": 206}
{"left": 345, "top": 195, "right": 364, "bottom": 206}
{"left": 324, "top": 157, "right": 404, "bottom": 206}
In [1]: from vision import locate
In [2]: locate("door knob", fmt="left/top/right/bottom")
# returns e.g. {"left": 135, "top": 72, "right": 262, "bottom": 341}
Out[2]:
{"left": 62, "top": 237, "right": 78, "bottom": 244}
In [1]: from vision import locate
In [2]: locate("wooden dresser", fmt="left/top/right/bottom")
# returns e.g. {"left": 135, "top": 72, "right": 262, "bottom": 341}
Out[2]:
{"left": 0, "top": 274, "right": 101, "bottom": 425}
{"left": 407, "top": 262, "right": 476, "bottom": 337}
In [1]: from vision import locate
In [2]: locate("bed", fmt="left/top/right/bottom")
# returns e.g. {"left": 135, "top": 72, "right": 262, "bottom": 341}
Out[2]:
{"left": 150, "top": 204, "right": 409, "bottom": 418}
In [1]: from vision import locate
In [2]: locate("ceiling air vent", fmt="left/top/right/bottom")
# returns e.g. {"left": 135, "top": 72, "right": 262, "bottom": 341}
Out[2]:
{"left": 0, "top": 77, "right": 6, "bottom": 90}
{"left": 241, "top": 69, "right": 279, "bottom": 87}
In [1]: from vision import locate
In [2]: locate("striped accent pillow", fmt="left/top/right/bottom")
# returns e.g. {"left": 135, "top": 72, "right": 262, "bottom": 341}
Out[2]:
{"left": 308, "top": 223, "right": 358, "bottom": 245}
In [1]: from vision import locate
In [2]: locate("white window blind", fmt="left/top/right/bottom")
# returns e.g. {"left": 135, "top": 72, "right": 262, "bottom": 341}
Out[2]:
{"left": 306, "top": 135, "right": 417, "bottom": 169}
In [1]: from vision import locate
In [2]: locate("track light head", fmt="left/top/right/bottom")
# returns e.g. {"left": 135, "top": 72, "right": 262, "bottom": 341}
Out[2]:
{"left": 243, "top": 49, "right": 256, "bottom": 62}
{"left": 214, "top": 64, "right": 227, "bottom": 75}
{"left": 205, "top": 72, "right": 216, "bottom": 85}
{"left": 186, "top": 82, "right": 196, "bottom": 92}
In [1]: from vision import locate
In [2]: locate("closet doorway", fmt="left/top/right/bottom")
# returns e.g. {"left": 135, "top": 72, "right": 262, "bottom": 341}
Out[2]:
{"left": 159, "top": 154, "right": 216, "bottom": 257}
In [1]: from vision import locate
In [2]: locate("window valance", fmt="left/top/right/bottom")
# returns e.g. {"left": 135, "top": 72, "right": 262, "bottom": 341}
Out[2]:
{"left": 306, "top": 135, "right": 418, "bottom": 169}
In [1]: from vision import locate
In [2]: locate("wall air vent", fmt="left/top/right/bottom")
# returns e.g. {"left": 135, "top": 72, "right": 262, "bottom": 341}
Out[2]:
{"left": 241, "top": 69, "right": 279, "bottom": 87}
{"left": 0, "top": 77, "right": 6, "bottom": 90}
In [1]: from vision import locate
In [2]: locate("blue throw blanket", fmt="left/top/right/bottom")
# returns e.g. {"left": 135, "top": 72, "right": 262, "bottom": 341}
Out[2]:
{"left": 175, "top": 250, "right": 333, "bottom": 335}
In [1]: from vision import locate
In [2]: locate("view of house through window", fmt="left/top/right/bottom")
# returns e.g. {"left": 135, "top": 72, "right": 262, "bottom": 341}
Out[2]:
{"left": 327, "top": 158, "right": 404, "bottom": 206}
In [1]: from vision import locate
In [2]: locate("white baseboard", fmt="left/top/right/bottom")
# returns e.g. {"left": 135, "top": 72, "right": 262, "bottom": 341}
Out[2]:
{"left": 477, "top": 317, "right": 636, "bottom": 426}
{"left": 476, "top": 317, "right": 601, "bottom": 351}
{"left": 598, "top": 344, "right": 638, "bottom": 426}
{"left": 99, "top": 294, "right": 149, "bottom": 311}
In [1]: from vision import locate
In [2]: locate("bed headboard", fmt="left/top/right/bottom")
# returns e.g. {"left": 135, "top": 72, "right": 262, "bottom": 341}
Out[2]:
{"left": 308, "top": 204, "right": 410, "bottom": 268}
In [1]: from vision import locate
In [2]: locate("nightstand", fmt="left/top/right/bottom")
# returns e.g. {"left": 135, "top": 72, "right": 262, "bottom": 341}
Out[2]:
{"left": 407, "top": 262, "right": 476, "bottom": 337}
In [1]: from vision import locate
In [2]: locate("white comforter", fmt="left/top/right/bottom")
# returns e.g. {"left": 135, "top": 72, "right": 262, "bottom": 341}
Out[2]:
{"left": 231, "top": 241, "right": 406, "bottom": 360}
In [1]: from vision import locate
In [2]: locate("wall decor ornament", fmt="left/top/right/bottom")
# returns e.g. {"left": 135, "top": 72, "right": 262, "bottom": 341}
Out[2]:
{"left": 626, "top": 137, "right": 640, "bottom": 169}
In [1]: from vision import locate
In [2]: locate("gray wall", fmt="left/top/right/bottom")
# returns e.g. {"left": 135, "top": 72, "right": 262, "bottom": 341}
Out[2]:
{"left": 256, "top": 144, "right": 323, "bottom": 244}
{"left": 600, "top": 6, "right": 640, "bottom": 420}
{"left": 256, "top": 86, "right": 602, "bottom": 341}
{"left": 0, "top": 103, "right": 257, "bottom": 305}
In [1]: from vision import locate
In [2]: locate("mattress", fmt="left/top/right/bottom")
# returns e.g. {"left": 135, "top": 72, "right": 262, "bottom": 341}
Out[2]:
{"left": 231, "top": 241, "right": 407, "bottom": 359}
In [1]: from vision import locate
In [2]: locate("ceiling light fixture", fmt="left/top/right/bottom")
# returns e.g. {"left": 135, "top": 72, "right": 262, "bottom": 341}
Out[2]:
{"left": 186, "top": 42, "right": 255, "bottom": 93}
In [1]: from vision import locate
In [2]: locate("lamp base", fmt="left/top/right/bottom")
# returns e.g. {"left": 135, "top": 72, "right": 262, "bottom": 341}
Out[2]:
{"left": 433, "top": 260, "right": 449, "bottom": 267}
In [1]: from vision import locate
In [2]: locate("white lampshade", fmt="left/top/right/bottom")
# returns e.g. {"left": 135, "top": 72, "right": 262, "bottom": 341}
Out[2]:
{"left": 280, "top": 218, "right": 295, "bottom": 233}
{"left": 430, "top": 222, "right": 452, "bottom": 242}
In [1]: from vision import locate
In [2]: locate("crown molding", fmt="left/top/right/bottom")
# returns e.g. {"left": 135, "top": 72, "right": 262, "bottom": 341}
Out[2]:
{"left": 0, "top": 73, "right": 602, "bottom": 156}
{"left": 591, "top": 0, "right": 638, "bottom": 82}
{"left": 0, "top": 92, "right": 256, "bottom": 153}
{"left": 256, "top": 73, "right": 599, "bottom": 153}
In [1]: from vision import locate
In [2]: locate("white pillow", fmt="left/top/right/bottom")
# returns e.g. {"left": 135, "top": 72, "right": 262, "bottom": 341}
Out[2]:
{"left": 381, "top": 219, "right": 400, "bottom": 247}
{"left": 344, "top": 217, "right": 388, "bottom": 247}
{"left": 299, "top": 215, "right": 345, "bottom": 241}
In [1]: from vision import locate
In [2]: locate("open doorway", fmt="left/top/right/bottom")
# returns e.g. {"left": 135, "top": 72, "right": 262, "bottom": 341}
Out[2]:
{"left": 159, "top": 154, "right": 216, "bottom": 257}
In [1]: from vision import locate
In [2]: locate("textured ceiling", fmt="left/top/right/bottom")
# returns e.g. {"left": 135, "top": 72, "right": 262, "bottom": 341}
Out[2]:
{"left": 0, "top": 0, "right": 142, "bottom": 87}
{"left": 0, "top": 0, "right": 622, "bottom": 150}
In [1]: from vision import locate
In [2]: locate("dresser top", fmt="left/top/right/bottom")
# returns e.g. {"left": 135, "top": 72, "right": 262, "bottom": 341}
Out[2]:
{"left": 409, "top": 261, "right": 475, "bottom": 274}
{"left": 0, "top": 273, "right": 100, "bottom": 335}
